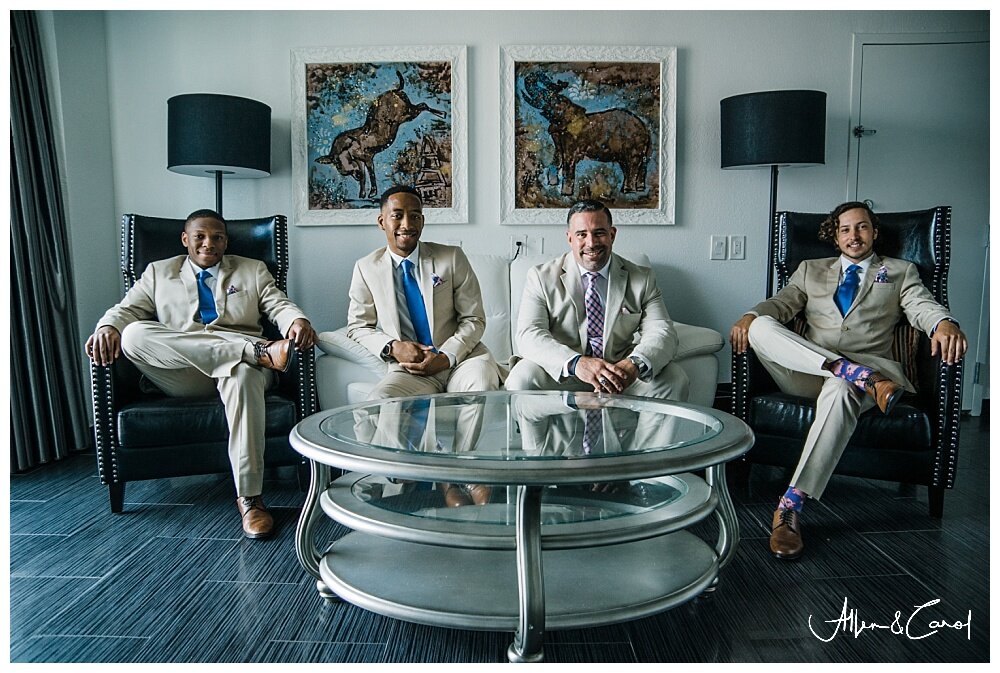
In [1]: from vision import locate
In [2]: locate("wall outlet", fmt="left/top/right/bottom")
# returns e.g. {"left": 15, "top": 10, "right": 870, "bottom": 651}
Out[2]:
{"left": 510, "top": 235, "right": 527, "bottom": 258}
{"left": 710, "top": 235, "right": 727, "bottom": 260}
{"left": 729, "top": 235, "right": 746, "bottom": 260}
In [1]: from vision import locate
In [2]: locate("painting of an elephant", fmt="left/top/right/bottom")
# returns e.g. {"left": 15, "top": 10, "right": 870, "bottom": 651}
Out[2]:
{"left": 521, "top": 71, "right": 651, "bottom": 197}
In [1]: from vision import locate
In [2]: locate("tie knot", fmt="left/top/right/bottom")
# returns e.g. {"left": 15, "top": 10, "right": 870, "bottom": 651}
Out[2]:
{"left": 401, "top": 259, "right": 414, "bottom": 274}
{"left": 584, "top": 271, "right": 600, "bottom": 285}
{"left": 198, "top": 270, "right": 212, "bottom": 280}
{"left": 846, "top": 264, "right": 861, "bottom": 276}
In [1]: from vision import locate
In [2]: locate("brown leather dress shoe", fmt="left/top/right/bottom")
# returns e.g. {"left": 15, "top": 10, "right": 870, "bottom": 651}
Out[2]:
{"left": 236, "top": 496, "right": 274, "bottom": 539}
{"left": 252, "top": 339, "right": 294, "bottom": 372}
{"left": 864, "top": 371, "right": 904, "bottom": 414}
{"left": 770, "top": 508, "right": 803, "bottom": 560}
{"left": 465, "top": 484, "right": 493, "bottom": 505}
{"left": 441, "top": 483, "right": 472, "bottom": 507}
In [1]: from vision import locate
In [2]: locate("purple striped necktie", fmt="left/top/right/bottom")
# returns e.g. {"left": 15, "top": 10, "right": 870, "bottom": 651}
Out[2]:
{"left": 583, "top": 271, "right": 604, "bottom": 359}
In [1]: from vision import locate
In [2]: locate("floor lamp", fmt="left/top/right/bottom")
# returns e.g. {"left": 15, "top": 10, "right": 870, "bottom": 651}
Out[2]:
{"left": 167, "top": 93, "right": 271, "bottom": 217}
{"left": 720, "top": 90, "right": 826, "bottom": 297}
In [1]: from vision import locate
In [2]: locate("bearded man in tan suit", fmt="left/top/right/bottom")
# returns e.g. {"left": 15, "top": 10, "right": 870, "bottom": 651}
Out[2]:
{"left": 730, "top": 201, "right": 967, "bottom": 560}
{"left": 85, "top": 209, "right": 317, "bottom": 540}
{"left": 506, "top": 200, "right": 688, "bottom": 401}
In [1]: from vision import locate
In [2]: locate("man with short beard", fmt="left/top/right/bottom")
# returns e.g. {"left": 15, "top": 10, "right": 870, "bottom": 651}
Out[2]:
{"left": 506, "top": 199, "right": 688, "bottom": 401}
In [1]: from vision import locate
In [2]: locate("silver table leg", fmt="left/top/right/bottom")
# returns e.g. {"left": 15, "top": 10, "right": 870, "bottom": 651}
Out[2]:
{"left": 294, "top": 460, "right": 340, "bottom": 602}
{"left": 507, "top": 485, "right": 545, "bottom": 663}
{"left": 706, "top": 462, "right": 740, "bottom": 570}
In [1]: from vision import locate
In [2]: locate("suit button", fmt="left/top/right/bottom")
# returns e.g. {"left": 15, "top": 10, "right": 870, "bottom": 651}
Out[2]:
{"left": 841, "top": 325, "right": 849, "bottom": 332}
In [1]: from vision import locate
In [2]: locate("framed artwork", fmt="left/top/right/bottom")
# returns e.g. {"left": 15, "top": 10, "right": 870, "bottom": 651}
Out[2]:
{"left": 291, "top": 45, "right": 467, "bottom": 225}
{"left": 500, "top": 45, "right": 676, "bottom": 225}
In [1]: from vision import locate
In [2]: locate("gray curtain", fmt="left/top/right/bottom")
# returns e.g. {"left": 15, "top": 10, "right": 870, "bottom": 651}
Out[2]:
{"left": 10, "top": 10, "right": 89, "bottom": 471}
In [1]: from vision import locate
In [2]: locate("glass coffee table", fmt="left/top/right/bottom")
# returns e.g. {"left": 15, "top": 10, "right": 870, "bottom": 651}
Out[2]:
{"left": 290, "top": 390, "right": 753, "bottom": 662}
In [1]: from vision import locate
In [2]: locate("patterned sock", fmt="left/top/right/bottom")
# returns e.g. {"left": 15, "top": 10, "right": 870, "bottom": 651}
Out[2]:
{"left": 828, "top": 358, "right": 875, "bottom": 392}
{"left": 778, "top": 486, "right": 806, "bottom": 512}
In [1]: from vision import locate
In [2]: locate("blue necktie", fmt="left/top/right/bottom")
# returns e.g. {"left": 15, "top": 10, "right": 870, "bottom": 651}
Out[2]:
{"left": 197, "top": 270, "right": 218, "bottom": 324}
{"left": 400, "top": 259, "right": 434, "bottom": 347}
{"left": 835, "top": 264, "right": 861, "bottom": 316}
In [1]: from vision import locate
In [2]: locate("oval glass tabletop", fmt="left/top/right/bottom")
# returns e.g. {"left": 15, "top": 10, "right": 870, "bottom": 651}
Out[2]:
{"left": 292, "top": 391, "right": 753, "bottom": 484}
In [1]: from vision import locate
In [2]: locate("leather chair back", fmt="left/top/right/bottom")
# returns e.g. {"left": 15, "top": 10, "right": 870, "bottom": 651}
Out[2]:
{"left": 774, "top": 206, "right": 951, "bottom": 306}
{"left": 121, "top": 214, "right": 289, "bottom": 292}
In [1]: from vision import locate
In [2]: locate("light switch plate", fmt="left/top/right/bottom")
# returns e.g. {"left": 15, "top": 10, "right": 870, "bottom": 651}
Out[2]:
{"left": 710, "top": 235, "right": 727, "bottom": 260}
{"left": 729, "top": 235, "right": 746, "bottom": 260}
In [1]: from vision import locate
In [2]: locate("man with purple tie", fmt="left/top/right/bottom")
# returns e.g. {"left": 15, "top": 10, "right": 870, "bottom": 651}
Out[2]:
{"left": 506, "top": 199, "right": 688, "bottom": 401}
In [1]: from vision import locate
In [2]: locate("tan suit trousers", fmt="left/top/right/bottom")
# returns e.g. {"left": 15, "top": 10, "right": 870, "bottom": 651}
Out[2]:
{"left": 120, "top": 321, "right": 274, "bottom": 497}
{"left": 747, "top": 315, "right": 875, "bottom": 498}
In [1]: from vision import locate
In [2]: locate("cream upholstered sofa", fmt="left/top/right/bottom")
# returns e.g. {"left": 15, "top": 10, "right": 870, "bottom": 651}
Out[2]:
{"left": 315, "top": 252, "right": 725, "bottom": 410}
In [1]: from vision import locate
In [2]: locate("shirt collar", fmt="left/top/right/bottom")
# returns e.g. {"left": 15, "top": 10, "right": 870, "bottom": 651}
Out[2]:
{"left": 840, "top": 254, "right": 874, "bottom": 275}
{"left": 188, "top": 257, "right": 220, "bottom": 278}
{"left": 575, "top": 259, "right": 611, "bottom": 279}
{"left": 388, "top": 243, "right": 420, "bottom": 269}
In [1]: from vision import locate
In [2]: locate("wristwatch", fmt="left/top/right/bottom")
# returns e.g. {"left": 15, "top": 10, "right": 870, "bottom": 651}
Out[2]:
{"left": 381, "top": 340, "right": 395, "bottom": 362}
{"left": 627, "top": 355, "right": 650, "bottom": 379}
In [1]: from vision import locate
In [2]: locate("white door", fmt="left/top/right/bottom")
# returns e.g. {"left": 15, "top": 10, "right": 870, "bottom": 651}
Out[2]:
{"left": 849, "top": 34, "right": 989, "bottom": 413}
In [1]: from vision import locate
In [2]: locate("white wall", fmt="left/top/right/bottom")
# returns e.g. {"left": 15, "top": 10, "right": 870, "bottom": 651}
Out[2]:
{"left": 48, "top": 9, "right": 988, "bottom": 390}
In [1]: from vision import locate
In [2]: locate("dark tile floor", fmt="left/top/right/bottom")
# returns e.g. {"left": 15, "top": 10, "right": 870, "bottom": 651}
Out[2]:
{"left": 9, "top": 413, "right": 989, "bottom": 663}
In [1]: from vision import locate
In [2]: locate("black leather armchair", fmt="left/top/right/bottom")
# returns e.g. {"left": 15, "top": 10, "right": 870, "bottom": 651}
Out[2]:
{"left": 91, "top": 214, "right": 317, "bottom": 513}
{"left": 732, "top": 206, "right": 963, "bottom": 517}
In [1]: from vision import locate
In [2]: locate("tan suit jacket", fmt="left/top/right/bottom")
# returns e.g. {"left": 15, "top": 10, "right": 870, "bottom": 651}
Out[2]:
{"left": 750, "top": 254, "right": 953, "bottom": 392}
{"left": 97, "top": 254, "right": 306, "bottom": 337}
{"left": 515, "top": 252, "right": 678, "bottom": 383}
{"left": 347, "top": 241, "right": 491, "bottom": 367}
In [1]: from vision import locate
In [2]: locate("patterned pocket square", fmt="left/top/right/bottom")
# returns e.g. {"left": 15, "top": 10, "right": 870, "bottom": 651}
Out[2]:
{"left": 431, "top": 274, "right": 444, "bottom": 288}
{"left": 226, "top": 285, "right": 241, "bottom": 295}
{"left": 874, "top": 265, "right": 890, "bottom": 283}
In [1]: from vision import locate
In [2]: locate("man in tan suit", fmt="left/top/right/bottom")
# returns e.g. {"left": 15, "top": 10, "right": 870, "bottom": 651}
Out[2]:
{"left": 347, "top": 186, "right": 500, "bottom": 505}
{"left": 85, "top": 209, "right": 317, "bottom": 540}
{"left": 506, "top": 199, "right": 688, "bottom": 402}
{"left": 347, "top": 185, "right": 501, "bottom": 398}
{"left": 730, "top": 201, "right": 967, "bottom": 560}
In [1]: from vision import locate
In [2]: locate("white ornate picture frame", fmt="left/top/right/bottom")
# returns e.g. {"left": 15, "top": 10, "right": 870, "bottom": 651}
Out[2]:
{"left": 500, "top": 45, "right": 676, "bottom": 225}
{"left": 291, "top": 45, "right": 468, "bottom": 225}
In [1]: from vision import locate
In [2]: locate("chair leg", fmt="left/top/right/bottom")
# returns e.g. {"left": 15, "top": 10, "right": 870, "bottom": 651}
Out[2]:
{"left": 109, "top": 482, "right": 125, "bottom": 513}
{"left": 928, "top": 485, "right": 945, "bottom": 518}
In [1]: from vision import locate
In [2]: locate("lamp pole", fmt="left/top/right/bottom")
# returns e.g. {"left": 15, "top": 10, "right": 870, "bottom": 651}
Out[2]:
{"left": 767, "top": 164, "right": 779, "bottom": 298}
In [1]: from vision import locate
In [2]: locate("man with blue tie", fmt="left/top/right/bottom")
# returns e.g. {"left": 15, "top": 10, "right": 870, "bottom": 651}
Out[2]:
{"left": 347, "top": 186, "right": 501, "bottom": 504}
{"left": 730, "top": 201, "right": 967, "bottom": 560}
{"left": 85, "top": 209, "right": 317, "bottom": 539}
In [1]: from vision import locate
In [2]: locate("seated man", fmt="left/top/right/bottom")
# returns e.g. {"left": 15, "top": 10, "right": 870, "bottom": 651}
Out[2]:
{"left": 85, "top": 209, "right": 317, "bottom": 540}
{"left": 347, "top": 185, "right": 501, "bottom": 504}
{"left": 730, "top": 201, "right": 967, "bottom": 561}
{"left": 506, "top": 199, "right": 688, "bottom": 402}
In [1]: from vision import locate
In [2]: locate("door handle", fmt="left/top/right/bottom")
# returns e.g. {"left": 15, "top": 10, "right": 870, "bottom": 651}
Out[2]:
{"left": 853, "top": 125, "right": 877, "bottom": 138}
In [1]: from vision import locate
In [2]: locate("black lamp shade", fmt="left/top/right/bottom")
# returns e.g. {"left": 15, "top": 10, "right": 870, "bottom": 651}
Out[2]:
{"left": 720, "top": 90, "right": 826, "bottom": 169}
{"left": 167, "top": 93, "right": 271, "bottom": 178}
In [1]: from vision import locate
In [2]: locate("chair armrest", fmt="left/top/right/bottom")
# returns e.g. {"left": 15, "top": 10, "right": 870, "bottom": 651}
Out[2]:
{"left": 911, "top": 333, "right": 963, "bottom": 489}
{"left": 731, "top": 349, "right": 780, "bottom": 423}
{"left": 284, "top": 346, "right": 317, "bottom": 420}
{"left": 90, "top": 360, "right": 123, "bottom": 487}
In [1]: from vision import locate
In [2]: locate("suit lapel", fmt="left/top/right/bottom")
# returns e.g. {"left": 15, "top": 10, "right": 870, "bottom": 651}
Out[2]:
{"left": 177, "top": 257, "right": 200, "bottom": 319}
{"left": 825, "top": 258, "right": 842, "bottom": 318}
{"left": 419, "top": 243, "right": 435, "bottom": 335}
{"left": 604, "top": 255, "right": 626, "bottom": 350}
{"left": 374, "top": 249, "right": 402, "bottom": 338}
{"left": 560, "top": 254, "right": 586, "bottom": 350}
{"left": 848, "top": 254, "right": 880, "bottom": 315}
{"left": 214, "top": 256, "right": 233, "bottom": 318}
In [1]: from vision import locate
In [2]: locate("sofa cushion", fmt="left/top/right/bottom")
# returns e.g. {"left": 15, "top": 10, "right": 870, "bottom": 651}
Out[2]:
{"left": 317, "top": 328, "right": 387, "bottom": 373}
{"left": 466, "top": 253, "right": 513, "bottom": 364}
